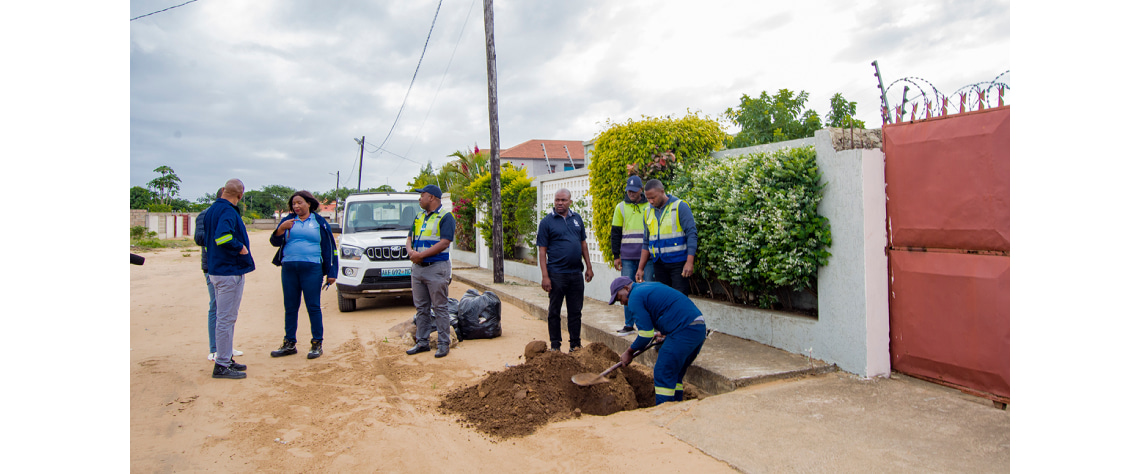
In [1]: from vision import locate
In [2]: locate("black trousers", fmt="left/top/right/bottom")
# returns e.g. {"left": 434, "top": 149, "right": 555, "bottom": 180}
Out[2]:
{"left": 654, "top": 259, "right": 690, "bottom": 295}
{"left": 547, "top": 272, "right": 584, "bottom": 349}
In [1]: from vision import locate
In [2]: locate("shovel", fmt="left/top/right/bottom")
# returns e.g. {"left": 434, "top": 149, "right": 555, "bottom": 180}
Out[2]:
{"left": 572, "top": 340, "right": 661, "bottom": 387}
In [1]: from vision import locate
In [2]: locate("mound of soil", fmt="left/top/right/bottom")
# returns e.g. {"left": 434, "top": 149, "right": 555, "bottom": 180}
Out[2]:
{"left": 440, "top": 342, "right": 655, "bottom": 438}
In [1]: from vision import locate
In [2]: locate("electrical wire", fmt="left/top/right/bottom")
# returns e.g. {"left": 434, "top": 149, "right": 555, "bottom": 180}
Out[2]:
{"left": 131, "top": 0, "right": 200, "bottom": 21}
{"left": 373, "top": 0, "right": 444, "bottom": 156}
{"left": 403, "top": 0, "right": 478, "bottom": 159}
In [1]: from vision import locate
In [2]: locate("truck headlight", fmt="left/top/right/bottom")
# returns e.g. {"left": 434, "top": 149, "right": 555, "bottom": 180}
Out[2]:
{"left": 341, "top": 245, "right": 363, "bottom": 261}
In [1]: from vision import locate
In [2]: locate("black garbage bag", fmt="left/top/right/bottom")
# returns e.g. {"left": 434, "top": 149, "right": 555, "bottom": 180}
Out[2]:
{"left": 425, "top": 298, "right": 461, "bottom": 335}
{"left": 454, "top": 288, "right": 502, "bottom": 340}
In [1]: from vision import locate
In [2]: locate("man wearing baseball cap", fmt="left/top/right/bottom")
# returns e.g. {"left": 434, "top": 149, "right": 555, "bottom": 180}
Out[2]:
{"left": 405, "top": 184, "right": 457, "bottom": 358}
{"left": 610, "top": 175, "right": 653, "bottom": 337}
{"left": 609, "top": 276, "right": 706, "bottom": 405}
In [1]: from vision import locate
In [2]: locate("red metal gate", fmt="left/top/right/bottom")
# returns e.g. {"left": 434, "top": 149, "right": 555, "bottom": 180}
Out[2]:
{"left": 883, "top": 106, "right": 1010, "bottom": 401}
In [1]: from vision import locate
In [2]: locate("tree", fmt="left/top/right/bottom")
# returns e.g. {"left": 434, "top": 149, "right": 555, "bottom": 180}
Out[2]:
{"left": 438, "top": 147, "right": 489, "bottom": 200}
{"left": 146, "top": 165, "right": 182, "bottom": 205}
{"left": 260, "top": 185, "right": 297, "bottom": 216}
{"left": 130, "top": 186, "right": 156, "bottom": 209}
{"left": 826, "top": 93, "right": 866, "bottom": 129}
{"left": 469, "top": 163, "right": 537, "bottom": 257}
{"left": 724, "top": 89, "right": 822, "bottom": 148}
{"left": 406, "top": 161, "right": 442, "bottom": 193}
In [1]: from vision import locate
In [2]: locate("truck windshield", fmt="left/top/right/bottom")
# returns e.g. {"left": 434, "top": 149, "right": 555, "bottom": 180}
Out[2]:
{"left": 343, "top": 201, "right": 421, "bottom": 234}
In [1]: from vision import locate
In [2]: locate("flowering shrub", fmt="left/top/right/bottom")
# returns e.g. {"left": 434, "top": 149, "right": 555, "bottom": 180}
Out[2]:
{"left": 451, "top": 197, "right": 477, "bottom": 251}
{"left": 469, "top": 164, "right": 537, "bottom": 258}
{"left": 676, "top": 146, "right": 831, "bottom": 306}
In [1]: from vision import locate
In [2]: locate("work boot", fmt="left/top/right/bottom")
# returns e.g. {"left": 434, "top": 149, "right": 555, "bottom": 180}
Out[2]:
{"left": 271, "top": 339, "right": 297, "bottom": 357}
{"left": 212, "top": 363, "right": 246, "bottom": 379}
{"left": 434, "top": 343, "right": 450, "bottom": 358}
{"left": 406, "top": 343, "right": 430, "bottom": 355}
{"left": 307, "top": 340, "right": 323, "bottom": 359}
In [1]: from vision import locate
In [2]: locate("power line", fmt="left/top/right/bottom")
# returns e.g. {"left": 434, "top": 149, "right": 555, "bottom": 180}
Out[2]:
{"left": 403, "top": 0, "right": 479, "bottom": 159}
{"left": 131, "top": 0, "right": 201, "bottom": 21}
{"left": 373, "top": 0, "right": 443, "bottom": 156}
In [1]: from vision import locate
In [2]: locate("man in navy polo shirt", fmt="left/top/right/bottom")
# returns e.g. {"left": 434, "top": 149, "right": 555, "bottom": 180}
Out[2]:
{"left": 537, "top": 188, "right": 594, "bottom": 352}
{"left": 404, "top": 184, "right": 457, "bottom": 358}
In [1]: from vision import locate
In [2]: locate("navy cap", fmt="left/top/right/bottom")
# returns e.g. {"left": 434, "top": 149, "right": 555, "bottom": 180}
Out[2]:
{"left": 609, "top": 276, "right": 634, "bottom": 305}
{"left": 414, "top": 184, "right": 442, "bottom": 198}
{"left": 625, "top": 175, "right": 643, "bottom": 192}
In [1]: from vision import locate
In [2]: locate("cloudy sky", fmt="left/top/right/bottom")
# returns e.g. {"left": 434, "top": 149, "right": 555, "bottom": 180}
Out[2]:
{"left": 129, "top": 0, "right": 1010, "bottom": 201}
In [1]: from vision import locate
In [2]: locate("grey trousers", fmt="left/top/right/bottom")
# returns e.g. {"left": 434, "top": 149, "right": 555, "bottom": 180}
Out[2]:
{"left": 209, "top": 274, "right": 245, "bottom": 367}
{"left": 411, "top": 260, "right": 451, "bottom": 346}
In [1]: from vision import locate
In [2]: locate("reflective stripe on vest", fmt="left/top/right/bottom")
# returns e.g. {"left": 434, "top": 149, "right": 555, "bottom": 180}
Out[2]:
{"left": 413, "top": 211, "right": 450, "bottom": 262}
{"left": 645, "top": 199, "right": 687, "bottom": 263}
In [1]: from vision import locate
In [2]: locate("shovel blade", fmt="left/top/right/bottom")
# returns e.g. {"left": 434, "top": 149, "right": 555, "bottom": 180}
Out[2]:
{"left": 572, "top": 373, "right": 609, "bottom": 386}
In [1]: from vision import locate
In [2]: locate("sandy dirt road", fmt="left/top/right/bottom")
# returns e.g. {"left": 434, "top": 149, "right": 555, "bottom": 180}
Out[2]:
{"left": 130, "top": 229, "right": 733, "bottom": 473}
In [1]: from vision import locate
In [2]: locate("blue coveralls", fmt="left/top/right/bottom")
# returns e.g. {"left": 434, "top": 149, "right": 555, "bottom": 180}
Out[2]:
{"left": 626, "top": 282, "right": 706, "bottom": 404}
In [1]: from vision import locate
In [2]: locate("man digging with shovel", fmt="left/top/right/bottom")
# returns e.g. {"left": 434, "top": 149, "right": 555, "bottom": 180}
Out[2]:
{"left": 608, "top": 276, "right": 706, "bottom": 405}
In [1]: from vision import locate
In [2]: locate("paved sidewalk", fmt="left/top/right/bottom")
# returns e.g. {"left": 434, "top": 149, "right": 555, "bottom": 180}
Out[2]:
{"left": 452, "top": 265, "right": 1010, "bottom": 472}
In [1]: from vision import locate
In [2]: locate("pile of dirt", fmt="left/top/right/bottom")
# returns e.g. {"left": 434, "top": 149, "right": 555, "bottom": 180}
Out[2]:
{"left": 440, "top": 342, "right": 655, "bottom": 438}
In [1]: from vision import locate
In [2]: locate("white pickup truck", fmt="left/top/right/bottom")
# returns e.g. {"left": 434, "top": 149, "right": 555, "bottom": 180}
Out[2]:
{"left": 333, "top": 192, "right": 450, "bottom": 312}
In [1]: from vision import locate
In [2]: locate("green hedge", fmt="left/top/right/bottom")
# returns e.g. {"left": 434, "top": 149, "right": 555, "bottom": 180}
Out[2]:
{"left": 587, "top": 113, "right": 728, "bottom": 265}
{"left": 470, "top": 164, "right": 537, "bottom": 257}
{"left": 676, "top": 146, "right": 831, "bottom": 306}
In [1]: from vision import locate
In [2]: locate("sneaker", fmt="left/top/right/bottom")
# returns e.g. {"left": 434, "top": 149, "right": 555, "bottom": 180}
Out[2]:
{"left": 212, "top": 363, "right": 246, "bottom": 379}
{"left": 271, "top": 340, "right": 298, "bottom": 358}
{"left": 616, "top": 326, "right": 636, "bottom": 336}
{"left": 233, "top": 350, "right": 244, "bottom": 357}
{"left": 434, "top": 343, "right": 449, "bottom": 358}
{"left": 406, "top": 343, "right": 430, "bottom": 355}
{"left": 207, "top": 352, "right": 216, "bottom": 361}
{"left": 307, "top": 341, "right": 323, "bottom": 359}
{"left": 228, "top": 361, "right": 247, "bottom": 371}
{"left": 569, "top": 346, "right": 582, "bottom": 353}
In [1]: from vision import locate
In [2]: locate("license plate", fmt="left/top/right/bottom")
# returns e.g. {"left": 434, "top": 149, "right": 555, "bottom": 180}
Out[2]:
{"left": 381, "top": 268, "right": 412, "bottom": 277}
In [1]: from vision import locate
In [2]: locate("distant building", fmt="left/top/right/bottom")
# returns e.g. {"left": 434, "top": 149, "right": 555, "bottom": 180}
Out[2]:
{"left": 500, "top": 139, "right": 587, "bottom": 178}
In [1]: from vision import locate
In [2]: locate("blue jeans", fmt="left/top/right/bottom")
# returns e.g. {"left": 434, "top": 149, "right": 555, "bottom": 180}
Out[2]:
{"left": 654, "top": 322, "right": 706, "bottom": 405}
{"left": 281, "top": 261, "right": 324, "bottom": 342}
{"left": 206, "top": 274, "right": 217, "bottom": 353}
{"left": 621, "top": 258, "right": 653, "bottom": 327}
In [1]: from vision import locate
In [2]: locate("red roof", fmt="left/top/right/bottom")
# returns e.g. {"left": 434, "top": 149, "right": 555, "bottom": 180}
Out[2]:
{"left": 500, "top": 139, "right": 585, "bottom": 161}
{"left": 318, "top": 202, "right": 336, "bottom": 212}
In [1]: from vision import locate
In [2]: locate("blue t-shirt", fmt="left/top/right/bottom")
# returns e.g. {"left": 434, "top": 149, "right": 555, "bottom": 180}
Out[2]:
{"left": 536, "top": 209, "right": 587, "bottom": 274}
{"left": 282, "top": 214, "right": 323, "bottom": 264}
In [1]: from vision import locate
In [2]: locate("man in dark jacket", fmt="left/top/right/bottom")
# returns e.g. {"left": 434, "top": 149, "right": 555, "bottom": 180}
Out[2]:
{"left": 203, "top": 179, "right": 256, "bottom": 379}
{"left": 195, "top": 188, "right": 243, "bottom": 362}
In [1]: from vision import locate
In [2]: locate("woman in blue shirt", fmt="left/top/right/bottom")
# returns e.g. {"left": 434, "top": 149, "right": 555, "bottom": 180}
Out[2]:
{"left": 269, "top": 190, "right": 338, "bottom": 359}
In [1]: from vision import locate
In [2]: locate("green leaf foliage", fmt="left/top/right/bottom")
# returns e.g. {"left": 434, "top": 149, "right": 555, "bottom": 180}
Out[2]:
{"left": 469, "top": 164, "right": 537, "bottom": 256}
{"left": 724, "top": 89, "right": 822, "bottom": 148}
{"left": 675, "top": 146, "right": 831, "bottom": 298}
{"left": 825, "top": 93, "right": 866, "bottom": 129}
{"left": 587, "top": 112, "right": 729, "bottom": 265}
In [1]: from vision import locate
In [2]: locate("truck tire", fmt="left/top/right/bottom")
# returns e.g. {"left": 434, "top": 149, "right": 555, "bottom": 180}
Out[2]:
{"left": 338, "top": 292, "right": 356, "bottom": 312}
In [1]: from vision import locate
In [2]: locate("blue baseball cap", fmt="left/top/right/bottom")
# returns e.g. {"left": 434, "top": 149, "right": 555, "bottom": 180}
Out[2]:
{"left": 625, "top": 176, "right": 643, "bottom": 192}
{"left": 414, "top": 184, "right": 442, "bottom": 198}
{"left": 609, "top": 276, "right": 634, "bottom": 304}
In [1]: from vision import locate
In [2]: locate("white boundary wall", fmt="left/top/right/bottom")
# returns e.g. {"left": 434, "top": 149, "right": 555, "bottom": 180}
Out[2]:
{"left": 460, "top": 130, "right": 889, "bottom": 377}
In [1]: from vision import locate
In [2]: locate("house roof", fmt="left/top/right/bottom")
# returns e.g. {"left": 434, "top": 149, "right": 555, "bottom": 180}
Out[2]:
{"left": 500, "top": 139, "right": 585, "bottom": 161}
{"left": 318, "top": 202, "right": 336, "bottom": 213}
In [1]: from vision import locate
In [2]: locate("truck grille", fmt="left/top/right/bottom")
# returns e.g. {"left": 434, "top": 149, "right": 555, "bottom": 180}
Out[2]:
{"left": 362, "top": 275, "right": 411, "bottom": 285}
{"left": 366, "top": 245, "right": 409, "bottom": 261}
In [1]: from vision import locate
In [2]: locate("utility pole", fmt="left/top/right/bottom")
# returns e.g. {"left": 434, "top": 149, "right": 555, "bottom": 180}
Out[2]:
{"left": 354, "top": 136, "right": 366, "bottom": 192}
{"left": 329, "top": 171, "right": 340, "bottom": 222}
{"left": 483, "top": 0, "right": 504, "bottom": 283}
